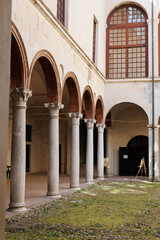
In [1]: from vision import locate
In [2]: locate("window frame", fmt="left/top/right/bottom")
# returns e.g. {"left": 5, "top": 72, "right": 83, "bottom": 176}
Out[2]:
{"left": 92, "top": 18, "right": 97, "bottom": 63}
{"left": 106, "top": 4, "right": 148, "bottom": 79}
{"left": 57, "top": 0, "right": 65, "bottom": 26}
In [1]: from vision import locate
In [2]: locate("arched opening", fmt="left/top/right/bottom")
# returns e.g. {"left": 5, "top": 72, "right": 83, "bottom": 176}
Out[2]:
{"left": 27, "top": 53, "right": 59, "bottom": 174}
{"left": 8, "top": 32, "right": 26, "bottom": 172}
{"left": 60, "top": 73, "right": 81, "bottom": 175}
{"left": 119, "top": 135, "right": 148, "bottom": 176}
{"left": 11, "top": 33, "right": 24, "bottom": 88}
{"left": 94, "top": 97, "right": 104, "bottom": 173}
{"left": 80, "top": 87, "right": 95, "bottom": 176}
{"left": 106, "top": 4, "right": 148, "bottom": 79}
{"left": 105, "top": 102, "right": 149, "bottom": 176}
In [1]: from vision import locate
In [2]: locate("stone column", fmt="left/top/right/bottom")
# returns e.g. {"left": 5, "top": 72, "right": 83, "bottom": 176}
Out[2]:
{"left": 9, "top": 88, "right": 32, "bottom": 211}
{"left": 148, "top": 125, "right": 160, "bottom": 181}
{"left": 105, "top": 127, "right": 114, "bottom": 175}
{"left": 85, "top": 119, "right": 96, "bottom": 183}
{"left": 96, "top": 124, "right": 105, "bottom": 179}
{"left": 0, "top": 0, "right": 11, "bottom": 237}
{"left": 45, "top": 103, "right": 64, "bottom": 197}
{"left": 154, "top": 126, "right": 160, "bottom": 181}
{"left": 68, "top": 113, "right": 82, "bottom": 189}
{"left": 148, "top": 125, "right": 153, "bottom": 180}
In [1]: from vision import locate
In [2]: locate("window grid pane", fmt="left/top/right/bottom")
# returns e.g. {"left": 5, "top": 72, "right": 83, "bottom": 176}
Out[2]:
{"left": 128, "top": 47, "right": 146, "bottom": 78}
{"left": 109, "top": 29, "right": 126, "bottom": 46}
{"left": 128, "top": 7, "right": 145, "bottom": 23}
{"left": 109, "top": 49, "right": 126, "bottom": 79}
{"left": 128, "top": 27, "right": 146, "bottom": 45}
{"left": 110, "top": 7, "right": 127, "bottom": 25}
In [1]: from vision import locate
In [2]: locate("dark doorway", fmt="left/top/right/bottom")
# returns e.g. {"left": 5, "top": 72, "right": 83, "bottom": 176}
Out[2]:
{"left": 119, "top": 135, "right": 148, "bottom": 176}
{"left": 26, "top": 144, "right": 30, "bottom": 172}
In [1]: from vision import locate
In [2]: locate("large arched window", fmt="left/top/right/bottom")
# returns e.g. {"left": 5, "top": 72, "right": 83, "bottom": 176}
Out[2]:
{"left": 106, "top": 5, "right": 148, "bottom": 79}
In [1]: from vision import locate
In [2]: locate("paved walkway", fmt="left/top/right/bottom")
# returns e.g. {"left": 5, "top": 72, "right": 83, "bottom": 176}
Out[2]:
{"left": 6, "top": 173, "right": 99, "bottom": 218}
{"left": 6, "top": 173, "right": 147, "bottom": 219}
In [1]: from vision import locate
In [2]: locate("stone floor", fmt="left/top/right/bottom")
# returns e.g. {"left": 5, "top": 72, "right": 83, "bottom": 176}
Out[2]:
{"left": 5, "top": 173, "right": 147, "bottom": 218}
{"left": 6, "top": 173, "right": 99, "bottom": 218}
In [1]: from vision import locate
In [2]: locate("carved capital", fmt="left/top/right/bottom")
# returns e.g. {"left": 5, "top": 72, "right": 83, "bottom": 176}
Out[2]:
{"left": 45, "top": 102, "right": 64, "bottom": 109}
{"left": 147, "top": 125, "right": 160, "bottom": 129}
{"left": 68, "top": 113, "right": 83, "bottom": 119}
{"left": 84, "top": 119, "right": 96, "bottom": 129}
{"left": 10, "top": 88, "right": 32, "bottom": 108}
{"left": 45, "top": 103, "right": 64, "bottom": 119}
{"left": 96, "top": 124, "right": 106, "bottom": 132}
{"left": 96, "top": 124, "right": 106, "bottom": 128}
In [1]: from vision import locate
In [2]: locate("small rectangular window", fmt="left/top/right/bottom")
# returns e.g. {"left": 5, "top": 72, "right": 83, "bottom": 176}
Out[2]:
{"left": 92, "top": 19, "right": 97, "bottom": 63}
{"left": 57, "top": 0, "right": 65, "bottom": 25}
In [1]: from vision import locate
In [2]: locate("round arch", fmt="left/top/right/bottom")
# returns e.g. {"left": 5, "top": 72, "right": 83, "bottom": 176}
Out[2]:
{"left": 95, "top": 96, "right": 104, "bottom": 124}
{"left": 62, "top": 72, "right": 81, "bottom": 113}
{"left": 29, "top": 50, "right": 61, "bottom": 103}
{"left": 106, "top": 1, "right": 148, "bottom": 21}
{"left": 11, "top": 22, "right": 29, "bottom": 88}
{"left": 105, "top": 101, "right": 149, "bottom": 123}
{"left": 82, "top": 86, "right": 95, "bottom": 119}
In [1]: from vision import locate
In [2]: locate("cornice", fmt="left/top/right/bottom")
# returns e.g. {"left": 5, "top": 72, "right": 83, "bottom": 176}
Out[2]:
{"left": 105, "top": 77, "right": 160, "bottom": 84}
{"left": 29, "top": 0, "right": 106, "bottom": 83}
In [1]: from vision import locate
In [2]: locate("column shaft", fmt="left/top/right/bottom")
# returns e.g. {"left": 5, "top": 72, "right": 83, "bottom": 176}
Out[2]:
{"left": 9, "top": 88, "right": 32, "bottom": 211}
{"left": 69, "top": 113, "right": 82, "bottom": 189}
{"left": 154, "top": 127, "right": 160, "bottom": 180}
{"left": 148, "top": 125, "right": 160, "bottom": 181}
{"left": 45, "top": 103, "right": 64, "bottom": 196}
{"left": 85, "top": 119, "right": 96, "bottom": 183}
{"left": 97, "top": 124, "right": 105, "bottom": 179}
{"left": 106, "top": 127, "right": 113, "bottom": 175}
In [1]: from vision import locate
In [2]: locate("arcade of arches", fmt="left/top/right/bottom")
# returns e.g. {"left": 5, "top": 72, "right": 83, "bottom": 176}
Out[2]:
{"left": 6, "top": 3, "right": 160, "bottom": 213}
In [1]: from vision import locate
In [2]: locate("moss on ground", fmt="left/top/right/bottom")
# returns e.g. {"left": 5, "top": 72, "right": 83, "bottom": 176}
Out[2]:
{"left": 5, "top": 180, "right": 160, "bottom": 239}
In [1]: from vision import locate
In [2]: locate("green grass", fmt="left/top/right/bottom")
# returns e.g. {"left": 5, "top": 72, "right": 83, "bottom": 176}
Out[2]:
{"left": 5, "top": 180, "right": 160, "bottom": 239}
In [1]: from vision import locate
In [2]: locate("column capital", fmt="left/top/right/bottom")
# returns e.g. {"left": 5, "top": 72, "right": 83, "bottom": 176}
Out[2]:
{"left": 96, "top": 124, "right": 106, "bottom": 133}
{"left": 10, "top": 88, "right": 32, "bottom": 108}
{"left": 147, "top": 19, "right": 160, "bottom": 25}
{"left": 68, "top": 113, "right": 83, "bottom": 119}
{"left": 147, "top": 125, "right": 160, "bottom": 129}
{"left": 45, "top": 103, "right": 64, "bottom": 119}
{"left": 84, "top": 119, "right": 96, "bottom": 129}
{"left": 44, "top": 102, "right": 64, "bottom": 110}
{"left": 96, "top": 124, "right": 106, "bottom": 128}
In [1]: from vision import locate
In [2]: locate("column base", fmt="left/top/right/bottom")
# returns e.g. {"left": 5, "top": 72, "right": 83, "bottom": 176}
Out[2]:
{"left": 70, "top": 186, "right": 80, "bottom": 191}
{"left": 97, "top": 177, "right": 105, "bottom": 180}
{"left": 85, "top": 181, "right": 94, "bottom": 185}
{"left": 8, "top": 202, "right": 26, "bottom": 212}
{"left": 46, "top": 192, "right": 61, "bottom": 198}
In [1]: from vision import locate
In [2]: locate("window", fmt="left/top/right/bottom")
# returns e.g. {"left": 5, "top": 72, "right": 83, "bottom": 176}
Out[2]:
{"left": 93, "top": 19, "right": 97, "bottom": 63}
{"left": 106, "top": 5, "right": 148, "bottom": 79}
{"left": 57, "top": 0, "right": 65, "bottom": 25}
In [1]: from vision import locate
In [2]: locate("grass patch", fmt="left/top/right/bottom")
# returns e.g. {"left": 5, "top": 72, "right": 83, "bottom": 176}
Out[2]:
{"left": 5, "top": 180, "right": 160, "bottom": 239}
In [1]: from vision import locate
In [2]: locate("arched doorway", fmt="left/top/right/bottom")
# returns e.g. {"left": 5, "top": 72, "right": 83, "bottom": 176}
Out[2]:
{"left": 119, "top": 135, "right": 148, "bottom": 176}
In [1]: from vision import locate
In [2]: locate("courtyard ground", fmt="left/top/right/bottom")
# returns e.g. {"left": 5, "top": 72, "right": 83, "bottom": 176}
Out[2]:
{"left": 5, "top": 179, "right": 160, "bottom": 240}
